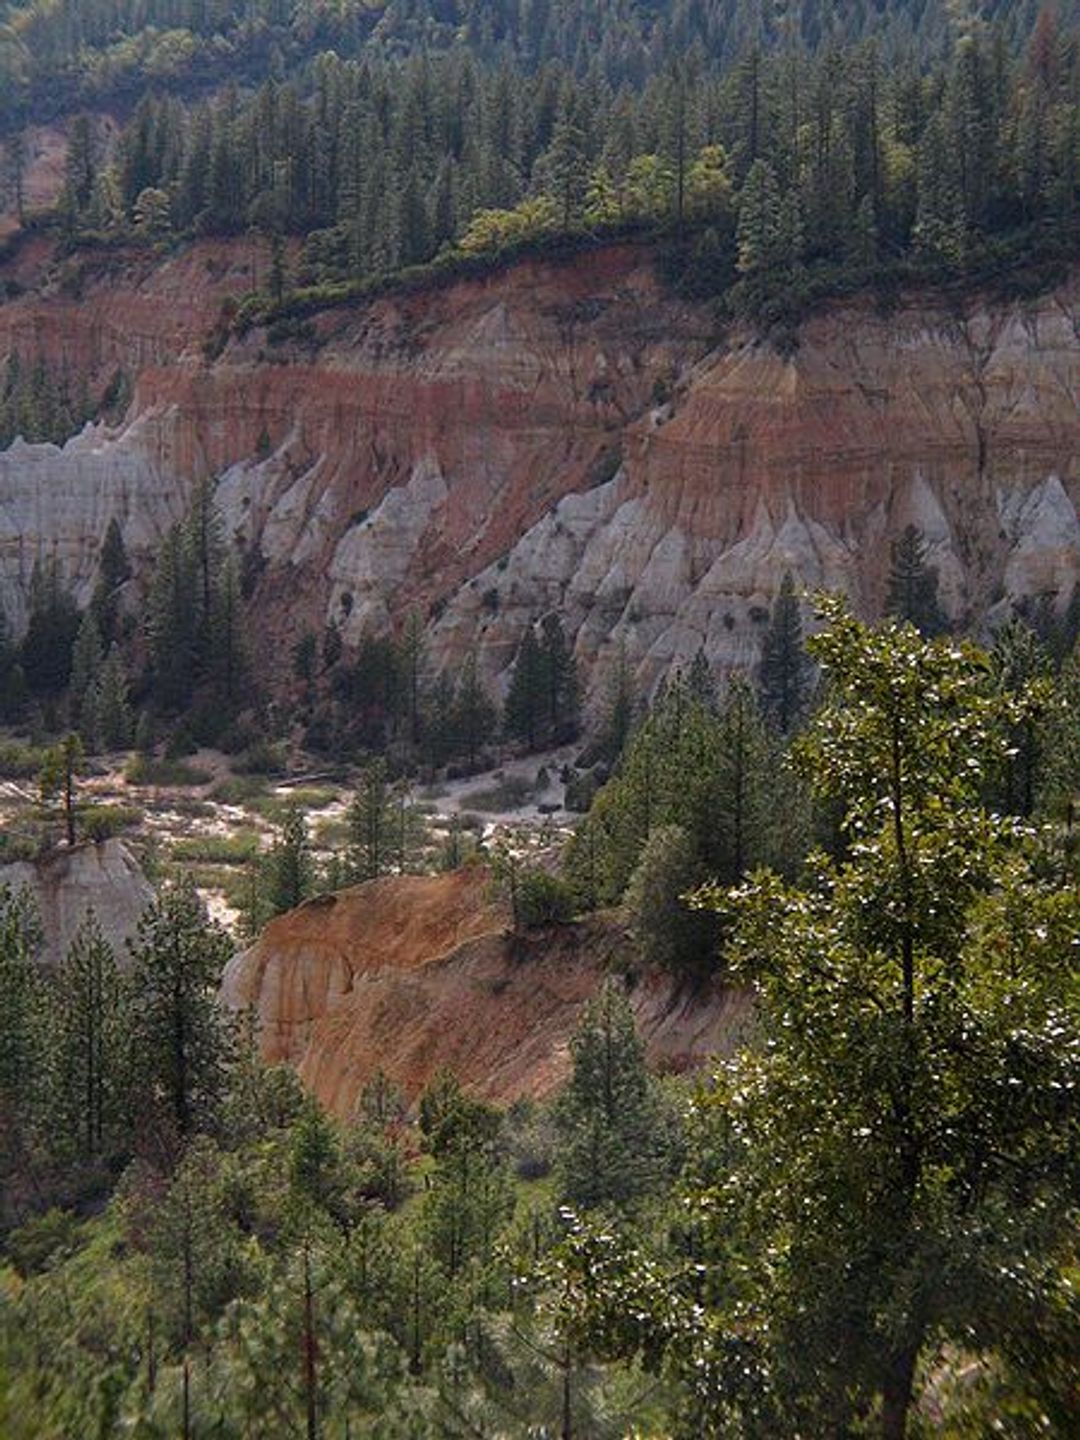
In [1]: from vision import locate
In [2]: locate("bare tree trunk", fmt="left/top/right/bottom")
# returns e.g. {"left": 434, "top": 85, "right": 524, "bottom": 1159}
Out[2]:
{"left": 303, "top": 1242, "right": 319, "bottom": 1440}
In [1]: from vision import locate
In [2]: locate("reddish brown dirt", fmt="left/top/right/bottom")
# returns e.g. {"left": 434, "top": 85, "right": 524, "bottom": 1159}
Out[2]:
{"left": 222, "top": 867, "right": 750, "bottom": 1115}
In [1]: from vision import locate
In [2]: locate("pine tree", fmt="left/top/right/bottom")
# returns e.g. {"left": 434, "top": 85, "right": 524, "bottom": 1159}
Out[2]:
{"left": 711, "top": 677, "right": 773, "bottom": 884}
{"left": 346, "top": 760, "right": 394, "bottom": 882}
{"left": 990, "top": 617, "right": 1051, "bottom": 819}
{"left": 128, "top": 879, "right": 234, "bottom": 1139}
{"left": 22, "top": 558, "right": 80, "bottom": 696}
{"left": 0, "top": 886, "right": 46, "bottom": 1194}
{"left": 539, "top": 613, "right": 580, "bottom": 746}
{"left": 736, "top": 157, "right": 784, "bottom": 276}
{"left": 63, "top": 115, "right": 97, "bottom": 219}
{"left": 451, "top": 654, "right": 497, "bottom": 767}
{"left": 758, "top": 572, "right": 810, "bottom": 733}
{"left": 39, "top": 733, "right": 83, "bottom": 846}
{"left": 885, "top": 524, "right": 949, "bottom": 637}
{"left": 51, "top": 911, "right": 130, "bottom": 1160}
{"left": 624, "top": 824, "right": 717, "bottom": 976}
{"left": 149, "top": 524, "right": 198, "bottom": 712}
{"left": 70, "top": 608, "right": 104, "bottom": 744}
{"left": 505, "top": 626, "right": 546, "bottom": 750}
{"left": 398, "top": 610, "right": 426, "bottom": 749}
{"left": 265, "top": 804, "right": 313, "bottom": 916}
{"left": 92, "top": 516, "right": 131, "bottom": 644}
{"left": 209, "top": 552, "right": 245, "bottom": 705}
{"left": 594, "top": 643, "right": 638, "bottom": 764}
{"left": 95, "top": 645, "right": 134, "bottom": 751}
{"left": 554, "top": 980, "right": 673, "bottom": 1209}
{"left": 540, "top": 100, "right": 589, "bottom": 227}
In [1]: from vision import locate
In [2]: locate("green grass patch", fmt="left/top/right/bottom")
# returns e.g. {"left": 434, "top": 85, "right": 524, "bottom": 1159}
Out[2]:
{"left": 272, "top": 786, "right": 339, "bottom": 809}
{"left": 169, "top": 861, "right": 253, "bottom": 907}
{"left": 171, "top": 832, "right": 260, "bottom": 865}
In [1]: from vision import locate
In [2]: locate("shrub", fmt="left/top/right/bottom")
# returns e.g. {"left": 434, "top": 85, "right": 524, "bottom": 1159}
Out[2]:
{"left": 624, "top": 824, "right": 718, "bottom": 976}
{"left": 210, "top": 774, "right": 268, "bottom": 804}
{"left": 564, "top": 768, "right": 601, "bottom": 813}
{"left": 232, "top": 740, "right": 286, "bottom": 776}
{"left": 517, "top": 869, "right": 576, "bottom": 928}
{"left": 0, "top": 740, "right": 45, "bottom": 779}
{"left": 125, "top": 756, "right": 210, "bottom": 787}
{"left": 6, "top": 1208, "right": 81, "bottom": 1277}
{"left": 80, "top": 804, "right": 143, "bottom": 841}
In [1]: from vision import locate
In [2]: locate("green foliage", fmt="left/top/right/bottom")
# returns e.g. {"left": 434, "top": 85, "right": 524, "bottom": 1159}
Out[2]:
{"left": 0, "top": 884, "right": 46, "bottom": 1222}
{"left": 571, "top": 599, "right": 1080, "bottom": 1436}
{"left": 21, "top": 558, "right": 79, "bottom": 697}
{"left": 555, "top": 979, "right": 678, "bottom": 1211}
{"left": 565, "top": 671, "right": 802, "bottom": 918}
{"left": 127, "top": 877, "right": 234, "bottom": 1139}
{"left": 146, "top": 479, "right": 246, "bottom": 722}
{"left": 885, "top": 523, "right": 950, "bottom": 636}
{"left": 38, "top": 731, "right": 83, "bottom": 845}
{"left": 0, "top": 349, "right": 98, "bottom": 449}
{"left": 505, "top": 615, "right": 580, "bottom": 751}
{"left": 758, "top": 571, "right": 811, "bottom": 733}
{"left": 515, "top": 868, "right": 576, "bottom": 928}
{"left": 263, "top": 802, "right": 313, "bottom": 916}
{"left": 78, "top": 801, "right": 141, "bottom": 841}
{"left": 49, "top": 910, "right": 130, "bottom": 1160}
{"left": 624, "top": 823, "right": 717, "bottom": 975}
{"left": 124, "top": 754, "right": 210, "bottom": 786}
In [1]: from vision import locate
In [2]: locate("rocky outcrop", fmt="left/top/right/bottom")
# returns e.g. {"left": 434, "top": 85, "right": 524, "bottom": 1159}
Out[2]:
{"left": 2, "top": 237, "right": 1080, "bottom": 698}
{"left": 222, "top": 867, "right": 749, "bottom": 1114}
{"left": 0, "top": 837, "right": 153, "bottom": 968}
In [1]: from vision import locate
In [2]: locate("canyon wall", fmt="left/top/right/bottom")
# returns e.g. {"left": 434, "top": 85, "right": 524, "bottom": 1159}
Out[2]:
{"left": 2, "top": 235, "right": 1080, "bottom": 695}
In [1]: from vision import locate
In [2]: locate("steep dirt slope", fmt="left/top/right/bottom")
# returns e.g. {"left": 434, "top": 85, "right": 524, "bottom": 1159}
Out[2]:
{"left": 221, "top": 867, "right": 749, "bottom": 1114}
{"left": 2, "top": 236, "right": 1080, "bottom": 690}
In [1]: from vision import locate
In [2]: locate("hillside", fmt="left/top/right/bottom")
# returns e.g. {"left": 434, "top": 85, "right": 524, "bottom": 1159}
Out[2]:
{"left": 222, "top": 866, "right": 750, "bottom": 1113}
{"left": 2, "top": 232, "right": 1079, "bottom": 704}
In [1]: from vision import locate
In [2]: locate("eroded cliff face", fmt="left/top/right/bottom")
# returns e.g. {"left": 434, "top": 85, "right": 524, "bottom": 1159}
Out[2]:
{"left": 0, "top": 836, "right": 153, "bottom": 969}
{"left": 221, "top": 867, "right": 750, "bottom": 1113}
{"left": 2, "top": 235, "right": 1080, "bottom": 693}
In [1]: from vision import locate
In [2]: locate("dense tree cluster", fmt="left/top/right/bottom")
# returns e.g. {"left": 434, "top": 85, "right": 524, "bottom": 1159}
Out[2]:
{"left": 5, "top": 9, "right": 1075, "bottom": 327}
{"left": 0, "top": 0, "right": 1052, "bottom": 131}
{"left": 0, "top": 350, "right": 100, "bottom": 448}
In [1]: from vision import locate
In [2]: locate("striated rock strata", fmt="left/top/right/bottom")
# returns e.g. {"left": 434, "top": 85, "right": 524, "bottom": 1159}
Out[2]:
{"left": 2, "top": 237, "right": 1080, "bottom": 695}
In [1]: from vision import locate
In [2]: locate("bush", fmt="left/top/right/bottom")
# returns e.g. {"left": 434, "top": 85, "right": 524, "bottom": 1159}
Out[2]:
{"left": 5, "top": 1208, "right": 81, "bottom": 1278}
{"left": 564, "top": 767, "right": 601, "bottom": 813}
{"left": 232, "top": 740, "right": 286, "bottom": 776}
{"left": 80, "top": 804, "right": 143, "bottom": 841}
{"left": 517, "top": 869, "right": 576, "bottom": 928}
{"left": 210, "top": 774, "right": 268, "bottom": 804}
{"left": 125, "top": 756, "right": 210, "bottom": 787}
{"left": 505, "top": 1098, "right": 557, "bottom": 1181}
{"left": 624, "top": 824, "right": 718, "bottom": 976}
{"left": 0, "top": 740, "right": 45, "bottom": 779}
